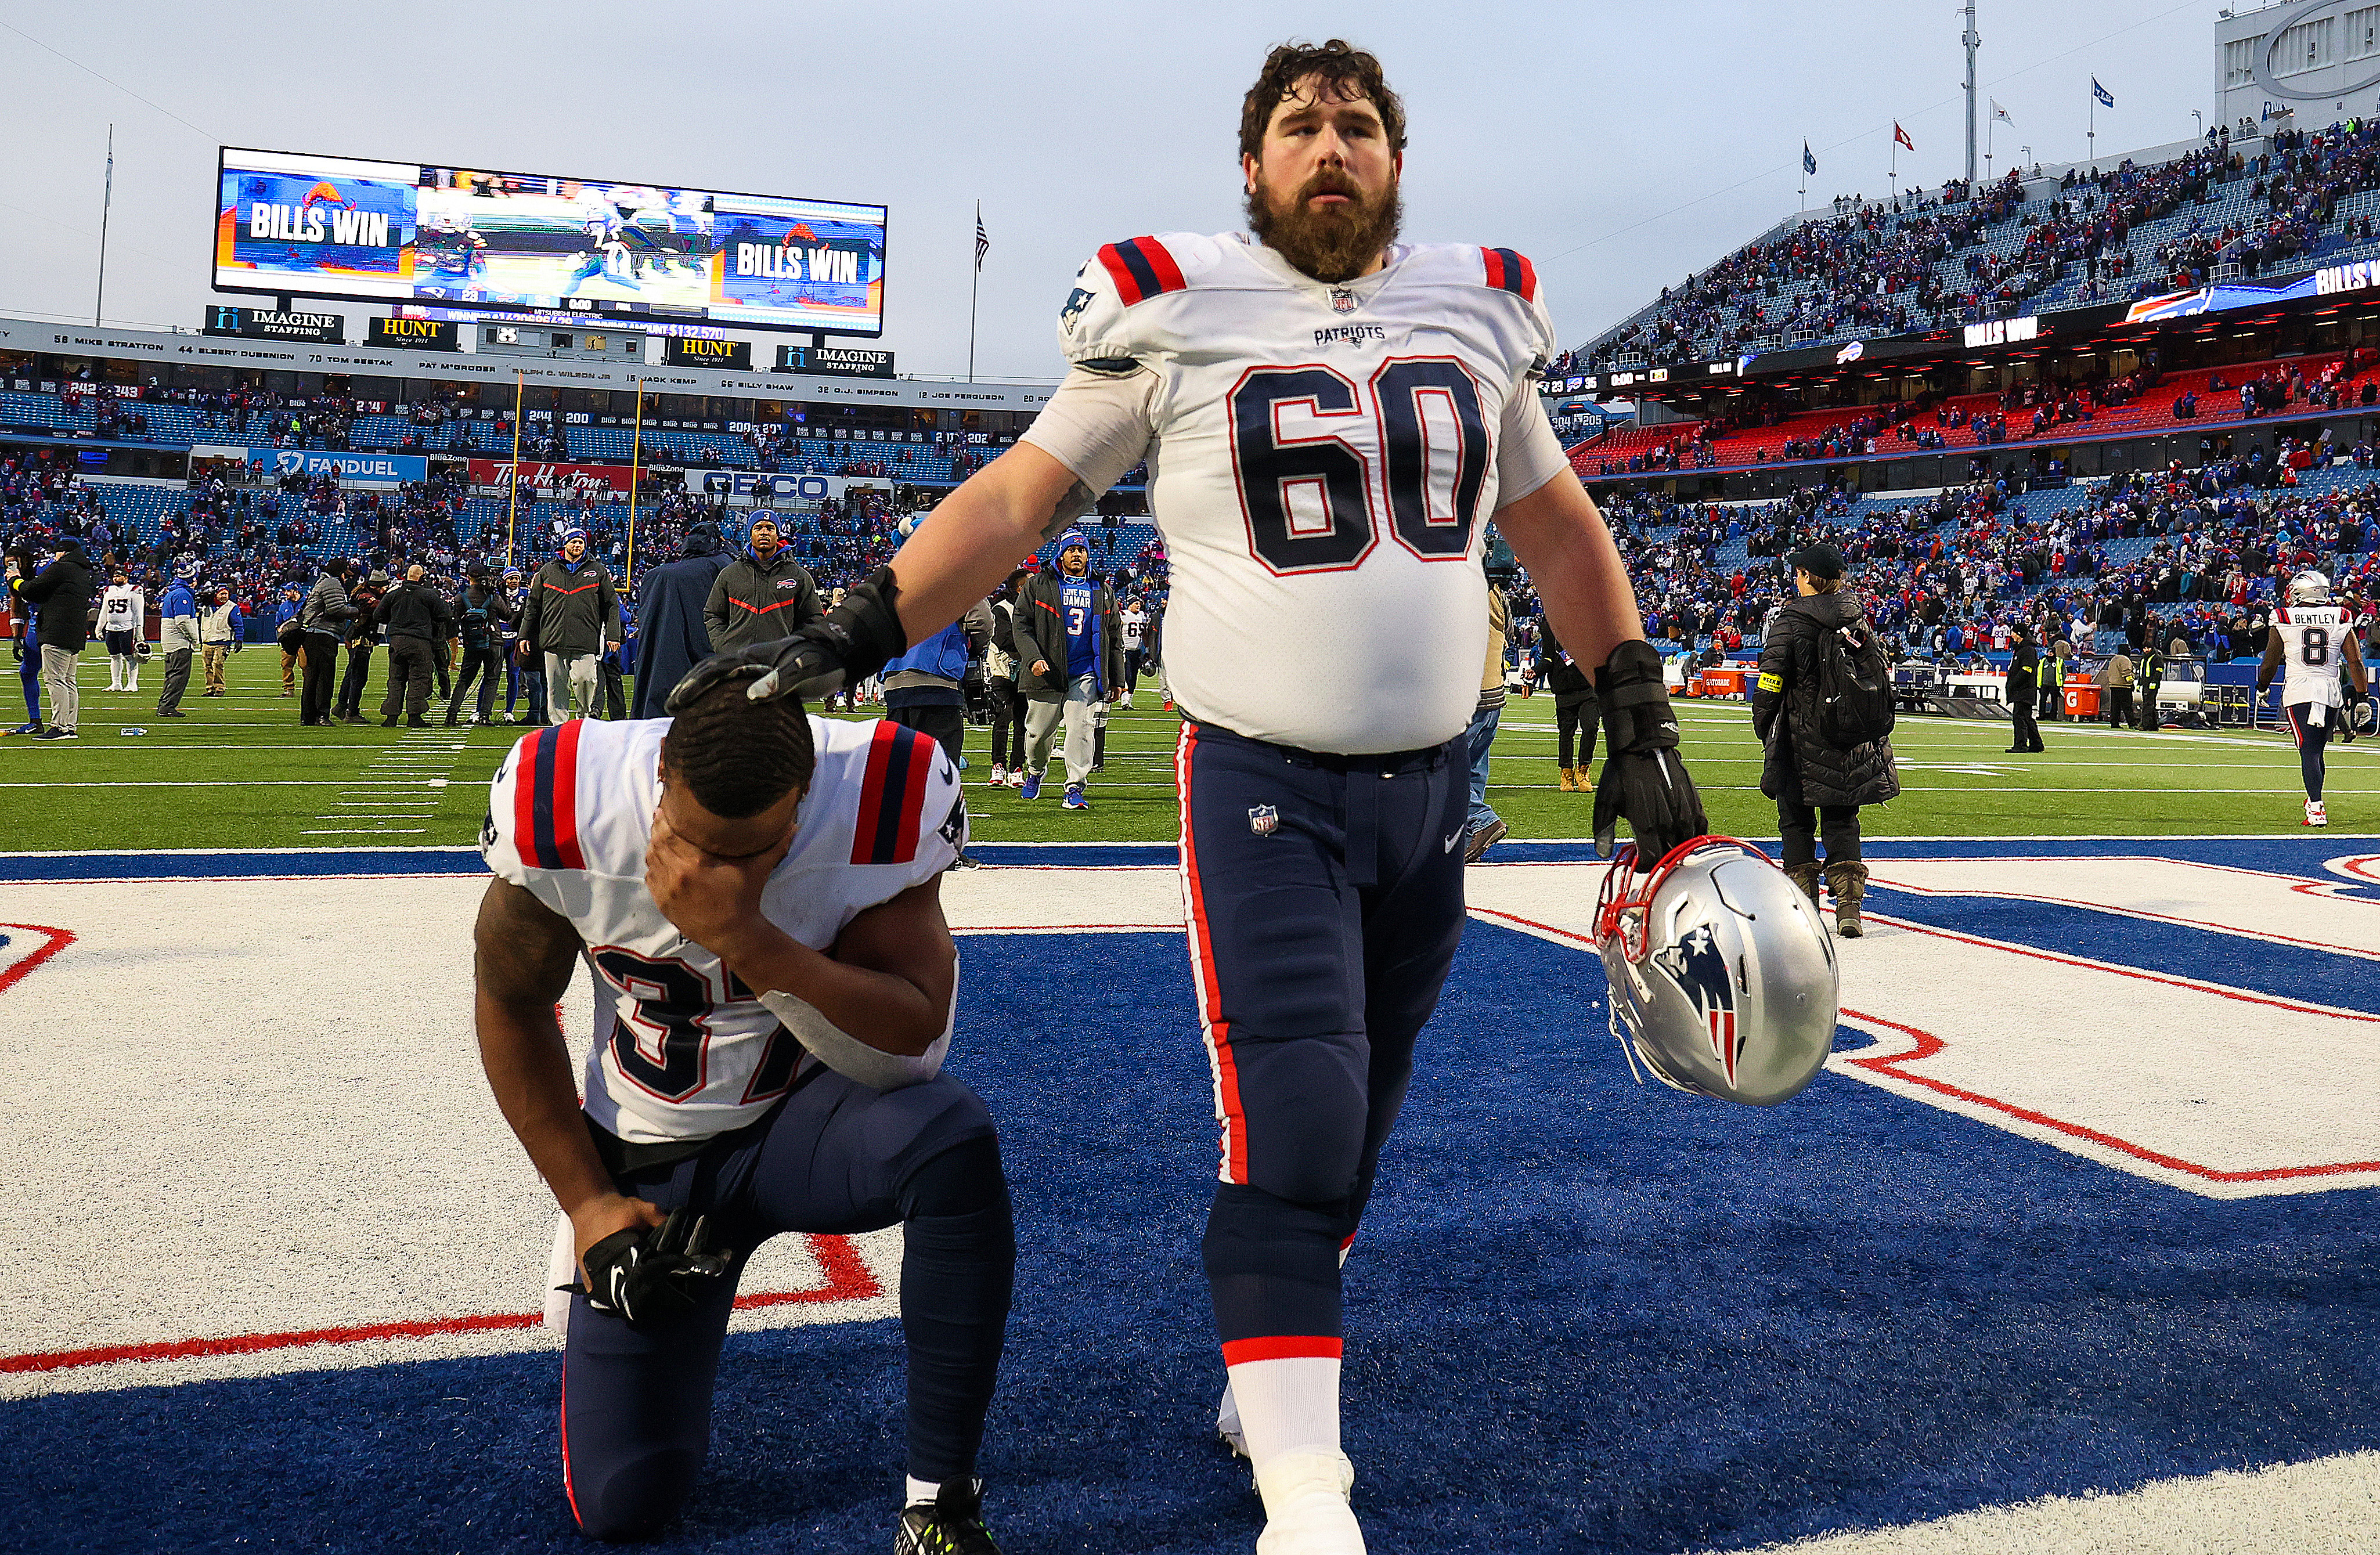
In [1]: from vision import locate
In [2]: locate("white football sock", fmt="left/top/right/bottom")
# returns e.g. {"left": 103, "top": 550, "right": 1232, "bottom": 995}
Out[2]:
{"left": 904, "top": 1475, "right": 940, "bottom": 1508}
{"left": 1225, "top": 1354, "right": 1340, "bottom": 1469}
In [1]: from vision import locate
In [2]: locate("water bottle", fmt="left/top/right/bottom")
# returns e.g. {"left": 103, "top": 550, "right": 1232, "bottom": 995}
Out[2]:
{"left": 121, "top": 726, "right": 147, "bottom": 737}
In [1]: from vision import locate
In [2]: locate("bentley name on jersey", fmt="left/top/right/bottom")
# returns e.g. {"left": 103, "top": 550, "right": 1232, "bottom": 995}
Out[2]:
{"left": 2274, "top": 605, "right": 2354, "bottom": 708}
{"left": 1022, "top": 232, "right": 1574, "bottom": 755}
{"left": 482, "top": 715, "right": 965, "bottom": 1145}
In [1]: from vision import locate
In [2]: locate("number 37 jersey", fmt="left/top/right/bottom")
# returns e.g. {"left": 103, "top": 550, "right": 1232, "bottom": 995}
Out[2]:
{"left": 1021, "top": 231, "right": 1573, "bottom": 755}
{"left": 2274, "top": 605, "right": 2353, "bottom": 707}
{"left": 481, "top": 715, "right": 964, "bottom": 1145}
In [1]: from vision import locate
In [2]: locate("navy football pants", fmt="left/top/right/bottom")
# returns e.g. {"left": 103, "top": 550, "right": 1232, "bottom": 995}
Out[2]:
{"left": 561, "top": 1070, "right": 1013, "bottom": 1541}
{"left": 1177, "top": 721, "right": 1467, "bottom": 1359}
{"left": 2287, "top": 701, "right": 2335, "bottom": 800}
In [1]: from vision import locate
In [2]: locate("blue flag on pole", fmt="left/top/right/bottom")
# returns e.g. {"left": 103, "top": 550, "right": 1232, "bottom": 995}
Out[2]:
{"left": 2093, "top": 77, "right": 2115, "bottom": 108}
{"left": 1804, "top": 140, "right": 1817, "bottom": 175}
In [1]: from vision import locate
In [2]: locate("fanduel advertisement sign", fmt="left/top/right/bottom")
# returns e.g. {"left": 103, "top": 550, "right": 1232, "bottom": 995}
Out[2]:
{"left": 198, "top": 447, "right": 426, "bottom": 482}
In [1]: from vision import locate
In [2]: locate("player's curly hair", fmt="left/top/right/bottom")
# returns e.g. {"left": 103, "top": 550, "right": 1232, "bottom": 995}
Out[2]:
{"left": 660, "top": 673, "right": 816, "bottom": 819}
{"left": 1239, "top": 39, "right": 1407, "bottom": 161}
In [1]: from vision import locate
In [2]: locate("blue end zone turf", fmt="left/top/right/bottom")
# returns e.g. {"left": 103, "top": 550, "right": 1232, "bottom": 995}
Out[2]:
{"left": 10, "top": 920, "right": 2379, "bottom": 1552}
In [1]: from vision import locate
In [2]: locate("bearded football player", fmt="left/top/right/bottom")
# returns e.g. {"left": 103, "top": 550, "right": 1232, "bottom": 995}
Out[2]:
{"left": 671, "top": 38, "right": 1703, "bottom": 1552}
{"left": 473, "top": 681, "right": 1014, "bottom": 1551}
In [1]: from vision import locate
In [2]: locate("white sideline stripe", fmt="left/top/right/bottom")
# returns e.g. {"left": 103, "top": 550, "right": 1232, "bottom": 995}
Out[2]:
{"left": 0, "top": 781, "right": 396, "bottom": 789}
{"left": 1714, "top": 1449, "right": 2380, "bottom": 1554}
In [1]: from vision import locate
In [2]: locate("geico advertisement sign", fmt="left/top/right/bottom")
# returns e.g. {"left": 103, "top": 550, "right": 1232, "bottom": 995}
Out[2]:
{"left": 699, "top": 472, "right": 870, "bottom": 503}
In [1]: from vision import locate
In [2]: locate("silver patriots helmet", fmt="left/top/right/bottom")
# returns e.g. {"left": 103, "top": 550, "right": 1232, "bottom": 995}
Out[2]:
{"left": 2291, "top": 570, "right": 2332, "bottom": 605}
{"left": 1592, "top": 836, "right": 1840, "bottom": 1106}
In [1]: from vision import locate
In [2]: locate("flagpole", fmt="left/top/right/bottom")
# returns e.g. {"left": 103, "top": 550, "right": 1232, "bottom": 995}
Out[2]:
{"left": 2089, "top": 88, "right": 2096, "bottom": 171}
{"left": 93, "top": 124, "right": 113, "bottom": 327}
{"left": 627, "top": 376, "right": 644, "bottom": 589}
{"left": 504, "top": 370, "right": 524, "bottom": 569}
{"left": 968, "top": 200, "right": 982, "bottom": 383}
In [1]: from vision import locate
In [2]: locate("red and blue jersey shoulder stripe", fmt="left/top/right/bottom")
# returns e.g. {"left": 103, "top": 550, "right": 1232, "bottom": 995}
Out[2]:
{"left": 510, "top": 721, "right": 587, "bottom": 871}
{"left": 849, "top": 720, "right": 940, "bottom": 866}
{"left": 1481, "top": 247, "right": 1539, "bottom": 302}
{"left": 1094, "top": 236, "right": 1190, "bottom": 307}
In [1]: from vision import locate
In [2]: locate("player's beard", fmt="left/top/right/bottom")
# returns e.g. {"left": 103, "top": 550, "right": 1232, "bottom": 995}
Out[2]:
{"left": 1247, "top": 167, "right": 1402, "bottom": 285}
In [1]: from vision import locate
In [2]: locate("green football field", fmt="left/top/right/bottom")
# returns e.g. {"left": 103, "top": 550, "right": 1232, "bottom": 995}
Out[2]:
{"left": 0, "top": 648, "right": 2363, "bottom": 852}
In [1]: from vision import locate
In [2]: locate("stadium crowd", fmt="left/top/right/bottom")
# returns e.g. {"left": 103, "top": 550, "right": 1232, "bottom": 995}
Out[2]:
{"left": 1568, "top": 114, "right": 2380, "bottom": 374}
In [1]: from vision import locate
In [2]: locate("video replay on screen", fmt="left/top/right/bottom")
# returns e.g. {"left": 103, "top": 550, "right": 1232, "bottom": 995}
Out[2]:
{"left": 214, "top": 147, "right": 886, "bottom": 336}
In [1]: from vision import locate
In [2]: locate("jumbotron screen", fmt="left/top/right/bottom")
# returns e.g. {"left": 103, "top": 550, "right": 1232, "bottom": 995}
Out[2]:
{"left": 213, "top": 147, "right": 886, "bottom": 337}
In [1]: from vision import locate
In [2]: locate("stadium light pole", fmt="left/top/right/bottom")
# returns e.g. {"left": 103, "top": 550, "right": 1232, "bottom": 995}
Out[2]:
{"left": 1963, "top": 1, "right": 1981, "bottom": 185}
{"left": 93, "top": 124, "right": 114, "bottom": 327}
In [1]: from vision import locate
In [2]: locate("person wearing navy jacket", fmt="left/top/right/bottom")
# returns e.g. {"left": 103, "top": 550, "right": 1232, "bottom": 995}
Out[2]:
{"left": 630, "top": 522, "right": 732, "bottom": 718}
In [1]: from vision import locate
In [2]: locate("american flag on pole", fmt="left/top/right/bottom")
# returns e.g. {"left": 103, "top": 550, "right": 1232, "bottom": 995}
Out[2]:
{"left": 975, "top": 204, "right": 989, "bottom": 270}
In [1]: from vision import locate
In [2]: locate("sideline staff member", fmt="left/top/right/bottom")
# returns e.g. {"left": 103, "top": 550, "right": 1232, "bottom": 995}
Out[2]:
{"left": 2005, "top": 629, "right": 2044, "bottom": 753}
{"left": 1751, "top": 543, "right": 1899, "bottom": 937}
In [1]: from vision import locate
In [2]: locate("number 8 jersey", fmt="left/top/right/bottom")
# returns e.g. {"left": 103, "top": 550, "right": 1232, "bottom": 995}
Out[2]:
{"left": 1021, "top": 231, "right": 1573, "bottom": 755}
{"left": 2274, "top": 605, "right": 2352, "bottom": 708}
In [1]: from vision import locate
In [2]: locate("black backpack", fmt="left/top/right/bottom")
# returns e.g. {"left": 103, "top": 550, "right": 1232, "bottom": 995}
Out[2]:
{"left": 1815, "top": 615, "right": 1895, "bottom": 749}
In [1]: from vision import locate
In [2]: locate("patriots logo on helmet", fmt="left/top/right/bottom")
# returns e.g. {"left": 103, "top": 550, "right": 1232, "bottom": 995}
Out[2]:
{"left": 1654, "top": 922, "right": 1741, "bottom": 1084}
{"left": 1060, "top": 287, "right": 1096, "bottom": 329}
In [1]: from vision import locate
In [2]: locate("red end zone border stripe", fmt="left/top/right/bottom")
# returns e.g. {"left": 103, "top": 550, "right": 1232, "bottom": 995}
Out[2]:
{"left": 1465, "top": 903, "right": 2380, "bottom": 1186}
{"left": 1222, "top": 1336, "right": 1343, "bottom": 1366}
{"left": 1862, "top": 856, "right": 2380, "bottom": 961}
{"left": 0, "top": 1233, "right": 881, "bottom": 1377}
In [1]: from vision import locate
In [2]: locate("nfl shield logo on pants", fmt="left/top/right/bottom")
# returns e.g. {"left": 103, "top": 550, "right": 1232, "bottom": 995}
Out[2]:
{"left": 1247, "top": 804, "right": 1279, "bottom": 837}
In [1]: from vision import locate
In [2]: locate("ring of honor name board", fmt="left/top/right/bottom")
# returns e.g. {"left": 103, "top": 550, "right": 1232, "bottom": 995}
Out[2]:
{"left": 215, "top": 148, "right": 886, "bottom": 336}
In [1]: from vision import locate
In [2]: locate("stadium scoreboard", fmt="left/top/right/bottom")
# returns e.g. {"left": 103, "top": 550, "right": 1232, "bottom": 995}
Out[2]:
{"left": 214, "top": 147, "right": 888, "bottom": 338}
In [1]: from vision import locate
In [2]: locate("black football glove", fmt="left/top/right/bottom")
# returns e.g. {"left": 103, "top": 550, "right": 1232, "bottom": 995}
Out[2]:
{"left": 664, "top": 564, "right": 908, "bottom": 713}
{"left": 567, "top": 1208, "right": 732, "bottom": 1324}
{"left": 1592, "top": 640, "right": 1709, "bottom": 870}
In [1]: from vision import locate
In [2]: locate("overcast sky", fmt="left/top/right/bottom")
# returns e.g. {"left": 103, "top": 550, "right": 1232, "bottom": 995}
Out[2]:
{"left": 0, "top": 1, "right": 2220, "bottom": 381}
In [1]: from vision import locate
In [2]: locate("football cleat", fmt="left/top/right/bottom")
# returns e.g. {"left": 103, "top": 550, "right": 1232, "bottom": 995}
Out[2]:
{"left": 1594, "top": 836, "right": 1839, "bottom": 1106}
{"left": 1018, "top": 771, "right": 1042, "bottom": 801}
{"left": 895, "top": 1478, "right": 1001, "bottom": 1554}
{"left": 1254, "top": 1451, "right": 1364, "bottom": 1554}
{"left": 2307, "top": 800, "right": 2329, "bottom": 828}
{"left": 1062, "top": 784, "right": 1089, "bottom": 810}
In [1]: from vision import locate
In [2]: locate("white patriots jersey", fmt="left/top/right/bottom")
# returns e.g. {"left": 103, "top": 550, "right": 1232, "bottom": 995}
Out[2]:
{"left": 481, "top": 715, "right": 965, "bottom": 1145}
{"left": 2274, "top": 605, "right": 2351, "bottom": 707}
{"left": 98, "top": 586, "right": 143, "bottom": 633}
{"left": 1028, "top": 232, "right": 1568, "bottom": 754}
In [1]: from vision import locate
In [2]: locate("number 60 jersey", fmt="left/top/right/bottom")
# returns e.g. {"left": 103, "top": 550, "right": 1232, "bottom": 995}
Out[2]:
{"left": 482, "top": 715, "right": 964, "bottom": 1145}
{"left": 1020, "top": 230, "right": 1574, "bottom": 756}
